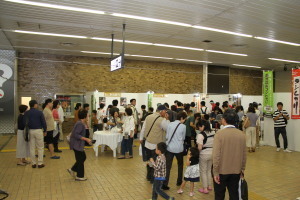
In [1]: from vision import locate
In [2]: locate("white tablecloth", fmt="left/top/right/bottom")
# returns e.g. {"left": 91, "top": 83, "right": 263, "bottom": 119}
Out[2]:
{"left": 93, "top": 131, "right": 123, "bottom": 157}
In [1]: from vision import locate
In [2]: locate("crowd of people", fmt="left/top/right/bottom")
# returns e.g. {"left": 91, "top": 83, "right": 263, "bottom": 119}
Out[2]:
{"left": 15, "top": 97, "right": 292, "bottom": 199}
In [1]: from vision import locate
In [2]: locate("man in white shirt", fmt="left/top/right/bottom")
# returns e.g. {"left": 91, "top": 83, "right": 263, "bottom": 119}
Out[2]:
{"left": 96, "top": 103, "right": 106, "bottom": 130}
{"left": 130, "top": 99, "right": 139, "bottom": 139}
{"left": 200, "top": 101, "right": 211, "bottom": 115}
{"left": 58, "top": 102, "right": 64, "bottom": 141}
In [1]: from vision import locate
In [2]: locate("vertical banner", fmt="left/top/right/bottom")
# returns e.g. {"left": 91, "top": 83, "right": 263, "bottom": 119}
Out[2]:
{"left": 291, "top": 69, "right": 300, "bottom": 119}
{"left": 262, "top": 71, "right": 274, "bottom": 116}
{"left": 263, "top": 71, "right": 273, "bottom": 116}
{"left": 193, "top": 94, "right": 201, "bottom": 112}
{"left": 147, "top": 92, "right": 153, "bottom": 109}
{"left": 0, "top": 50, "right": 15, "bottom": 134}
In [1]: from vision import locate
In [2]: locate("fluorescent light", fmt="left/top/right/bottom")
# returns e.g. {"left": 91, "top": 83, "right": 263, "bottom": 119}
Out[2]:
{"left": 268, "top": 58, "right": 300, "bottom": 63}
{"left": 154, "top": 44, "right": 203, "bottom": 51}
{"left": 81, "top": 51, "right": 111, "bottom": 55}
{"left": 111, "top": 13, "right": 192, "bottom": 27}
{"left": 4, "top": 0, "right": 105, "bottom": 14}
{"left": 12, "top": 29, "right": 247, "bottom": 57}
{"left": 91, "top": 37, "right": 122, "bottom": 42}
{"left": 193, "top": 25, "right": 252, "bottom": 38}
{"left": 14, "top": 30, "right": 87, "bottom": 39}
{"left": 232, "top": 64, "right": 261, "bottom": 69}
{"left": 254, "top": 37, "right": 300, "bottom": 46}
{"left": 126, "top": 40, "right": 153, "bottom": 45}
{"left": 176, "top": 58, "right": 211, "bottom": 63}
{"left": 206, "top": 50, "right": 247, "bottom": 56}
{"left": 128, "top": 54, "right": 173, "bottom": 60}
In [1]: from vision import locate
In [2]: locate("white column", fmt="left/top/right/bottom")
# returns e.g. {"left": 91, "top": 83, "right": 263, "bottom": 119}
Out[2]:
{"left": 203, "top": 63, "right": 208, "bottom": 95}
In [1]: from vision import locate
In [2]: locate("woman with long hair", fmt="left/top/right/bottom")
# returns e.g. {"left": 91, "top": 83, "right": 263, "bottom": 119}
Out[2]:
{"left": 52, "top": 100, "right": 62, "bottom": 153}
{"left": 74, "top": 103, "right": 82, "bottom": 123}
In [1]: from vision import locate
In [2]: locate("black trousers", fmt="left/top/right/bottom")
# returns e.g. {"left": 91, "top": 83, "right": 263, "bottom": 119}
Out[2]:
{"left": 53, "top": 132, "right": 60, "bottom": 151}
{"left": 163, "top": 151, "right": 184, "bottom": 186}
{"left": 274, "top": 127, "right": 288, "bottom": 149}
{"left": 145, "top": 147, "right": 157, "bottom": 181}
{"left": 85, "top": 129, "right": 90, "bottom": 146}
{"left": 71, "top": 149, "right": 86, "bottom": 178}
{"left": 214, "top": 174, "right": 240, "bottom": 200}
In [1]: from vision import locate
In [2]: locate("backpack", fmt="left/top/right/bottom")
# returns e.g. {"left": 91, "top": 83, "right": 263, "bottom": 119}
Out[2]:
{"left": 201, "top": 107, "right": 208, "bottom": 114}
{"left": 200, "top": 131, "right": 214, "bottom": 145}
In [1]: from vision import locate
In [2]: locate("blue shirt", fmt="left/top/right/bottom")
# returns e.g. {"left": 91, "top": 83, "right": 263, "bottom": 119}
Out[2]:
{"left": 24, "top": 108, "right": 47, "bottom": 132}
{"left": 166, "top": 120, "right": 186, "bottom": 153}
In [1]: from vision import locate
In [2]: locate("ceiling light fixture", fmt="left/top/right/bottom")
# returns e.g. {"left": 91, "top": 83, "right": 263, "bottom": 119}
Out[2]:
{"left": 14, "top": 30, "right": 87, "bottom": 39}
{"left": 111, "top": 13, "right": 192, "bottom": 27}
{"left": 232, "top": 64, "right": 261, "bottom": 68}
{"left": 4, "top": 0, "right": 105, "bottom": 14}
{"left": 193, "top": 25, "right": 252, "bottom": 38}
{"left": 268, "top": 58, "right": 300, "bottom": 63}
{"left": 206, "top": 50, "right": 247, "bottom": 56}
{"left": 154, "top": 44, "right": 204, "bottom": 51}
{"left": 4, "top": 0, "right": 300, "bottom": 47}
{"left": 81, "top": 51, "right": 111, "bottom": 55}
{"left": 10, "top": 30, "right": 246, "bottom": 56}
{"left": 128, "top": 54, "right": 173, "bottom": 60}
{"left": 254, "top": 37, "right": 300, "bottom": 46}
{"left": 176, "top": 58, "right": 211, "bottom": 63}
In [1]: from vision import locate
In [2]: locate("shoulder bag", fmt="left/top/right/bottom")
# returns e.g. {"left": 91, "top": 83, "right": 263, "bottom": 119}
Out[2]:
{"left": 24, "top": 113, "right": 30, "bottom": 142}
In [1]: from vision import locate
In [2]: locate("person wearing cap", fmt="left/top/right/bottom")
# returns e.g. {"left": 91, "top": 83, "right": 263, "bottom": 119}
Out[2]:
{"left": 24, "top": 100, "right": 47, "bottom": 168}
{"left": 140, "top": 105, "right": 170, "bottom": 183}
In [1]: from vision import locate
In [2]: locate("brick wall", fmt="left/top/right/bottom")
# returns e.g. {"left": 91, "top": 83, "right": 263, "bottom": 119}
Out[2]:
{"left": 229, "top": 68, "right": 262, "bottom": 95}
{"left": 17, "top": 53, "right": 262, "bottom": 104}
{"left": 17, "top": 53, "right": 203, "bottom": 103}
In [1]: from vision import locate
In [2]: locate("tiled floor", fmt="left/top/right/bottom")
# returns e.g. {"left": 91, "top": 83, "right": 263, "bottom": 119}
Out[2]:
{"left": 0, "top": 134, "right": 299, "bottom": 200}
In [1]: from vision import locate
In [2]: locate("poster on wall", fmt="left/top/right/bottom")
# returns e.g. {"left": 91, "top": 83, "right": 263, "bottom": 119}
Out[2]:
{"left": 291, "top": 69, "right": 300, "bottom": 119}
{"left": 0, "top": 50, "right": 15, "bottom": 134}
{"left": 262, "top": 71, "right": 274, "bottom": 117}
{"left": 120, "top": 97, "right": 127, "bottom": 106}
{"left": 99, "top": 97, "right": 106, "bottom": 106}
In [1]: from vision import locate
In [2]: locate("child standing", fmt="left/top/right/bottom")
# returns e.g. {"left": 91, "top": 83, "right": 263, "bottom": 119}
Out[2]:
{"left": 149, "top": 142, "right": 175, "bottom": 200}
{"left": 177, "top": 147, "right": 200, "bottom": 197}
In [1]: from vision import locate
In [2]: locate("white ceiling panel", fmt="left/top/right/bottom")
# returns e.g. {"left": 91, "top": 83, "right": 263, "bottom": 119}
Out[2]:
{"left": 0, "top": 0, "right": 300, "bottom": 70}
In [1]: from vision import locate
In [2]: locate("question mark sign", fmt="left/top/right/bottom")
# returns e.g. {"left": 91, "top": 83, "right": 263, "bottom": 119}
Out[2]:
{"left": 0, "top": 63, "right": 13, "bottom": 99}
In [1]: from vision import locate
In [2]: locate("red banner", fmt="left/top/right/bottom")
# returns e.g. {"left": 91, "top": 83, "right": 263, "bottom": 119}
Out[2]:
{"left": 291, "top": 69, "right": 300, "bottom": 119}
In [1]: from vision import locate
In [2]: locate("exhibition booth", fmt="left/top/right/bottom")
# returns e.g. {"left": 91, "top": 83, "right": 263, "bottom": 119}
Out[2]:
{"left": 90, "top": 91, "right": 299, "bottom": 152}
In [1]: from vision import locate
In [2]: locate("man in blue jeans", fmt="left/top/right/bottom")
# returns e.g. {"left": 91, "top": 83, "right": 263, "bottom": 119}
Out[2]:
{"left": 272, "top": 102, "right": 292, "bottom": 152}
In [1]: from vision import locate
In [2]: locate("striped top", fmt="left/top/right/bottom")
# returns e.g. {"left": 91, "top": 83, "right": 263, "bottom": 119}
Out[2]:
{"left": 273, "top": 110, "right": 289, "bottom": 128}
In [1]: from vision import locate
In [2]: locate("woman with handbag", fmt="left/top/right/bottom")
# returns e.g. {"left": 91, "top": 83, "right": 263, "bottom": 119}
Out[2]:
{"left": 244, "top": 106, "right": 259, "bottom": 153}
{"left": 16, "top": 105, "right": 31, "bottom": 166}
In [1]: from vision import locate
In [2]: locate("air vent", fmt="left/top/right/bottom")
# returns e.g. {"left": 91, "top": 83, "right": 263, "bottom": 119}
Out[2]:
{"left": 60, "top": 42, "right": 77, "bottom": 47}
{"left": 231, "top": 44, "right": 248, "bottom": 48}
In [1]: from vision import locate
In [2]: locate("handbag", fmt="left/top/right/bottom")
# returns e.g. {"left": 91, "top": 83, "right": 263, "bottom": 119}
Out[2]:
{"left": 239, "top": 178, "right": 248, "bottom": 200}
{"left": 243, "top": 117, "right": 250, "bottom": 129}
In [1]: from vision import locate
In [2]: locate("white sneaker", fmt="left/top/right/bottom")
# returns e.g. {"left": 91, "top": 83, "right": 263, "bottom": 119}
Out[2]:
{"left": 283, "top": 149, "right": 292, "bottom": 153}
{"left": 75, "top": 177, "right": 87, "bottom": 181}
{"left": 67, "top": 169, "right": 76, "bottom": 177}
{"left": 276, "top": 148, "right": 280, "bottom": 152}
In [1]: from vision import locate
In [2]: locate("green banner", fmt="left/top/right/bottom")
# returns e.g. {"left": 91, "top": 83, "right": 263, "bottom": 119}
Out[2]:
{"left": 147, "top": 92, "right": 153, "bottom": 109}
{"left": 262, "top": 71, "right": 274, "bottom": 115}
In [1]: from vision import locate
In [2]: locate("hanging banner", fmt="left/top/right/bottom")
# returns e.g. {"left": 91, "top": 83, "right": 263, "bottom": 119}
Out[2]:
{"left": 262, "top": 71, "right": 274, "bottom": 116}
{"left": 291, "top": 69, "right": 300, "bottom": 119}
{"left": 147, "top": 92, "right": 153, "bottom": 109}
